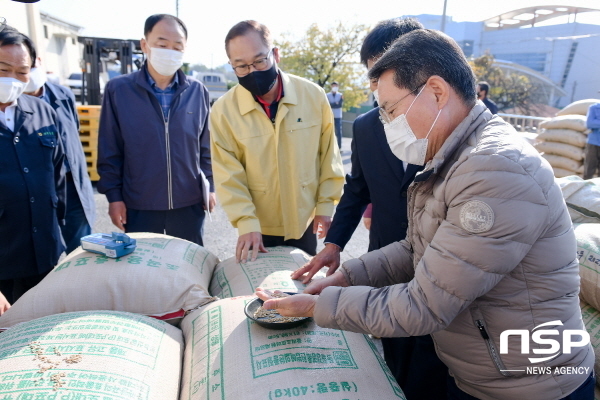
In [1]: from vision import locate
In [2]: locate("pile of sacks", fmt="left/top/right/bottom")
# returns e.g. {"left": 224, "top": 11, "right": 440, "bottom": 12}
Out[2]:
{"left": 556, "top": 177, "right": 600, "bottom": 399}
{"left": 0, "top": 234, "right": 405, "bottom": 400}
{"left": 535, "top": 99, "right": 599, "bottom": 178}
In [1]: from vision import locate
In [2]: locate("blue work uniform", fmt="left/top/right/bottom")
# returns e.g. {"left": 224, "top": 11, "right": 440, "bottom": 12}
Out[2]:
{"left": 0, "top": 95, "right": 66, "bottom": 299}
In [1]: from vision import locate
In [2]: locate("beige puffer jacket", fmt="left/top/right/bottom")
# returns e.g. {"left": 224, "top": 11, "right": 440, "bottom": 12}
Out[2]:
{"left": 314, "top": 102, "right": 594, "bottom": 400}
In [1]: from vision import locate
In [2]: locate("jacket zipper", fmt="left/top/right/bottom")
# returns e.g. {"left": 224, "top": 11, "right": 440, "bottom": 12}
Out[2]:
{"left": 164, "top": 111, "right": 173, "bottom": 210}
{"left": 475, "top": 319, "right": 513, "bottom": 377}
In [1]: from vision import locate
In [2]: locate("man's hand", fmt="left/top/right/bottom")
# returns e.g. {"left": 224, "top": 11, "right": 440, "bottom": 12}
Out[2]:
{"left": 303, "top": 270, "right": 349, "bottom": 295}
{"left": 204, "top": 192, "right": 217, "bottom": 213}
{"left": 313, "top": 215, "right": 332, "bottom": 239}
{"left": 0, "top": 291, "right": 11, "bottom": 316}
{"left": 255, "top": 288, "right": 317, "bottom": 318}
{"left": 236, "top": 231, "right": 267, "bottom": 263}
{"left": 291, "top": 243, "right": 341, "bottom": 284}
{"left": 108, "top": 201, "right": 127, "bottom": 231}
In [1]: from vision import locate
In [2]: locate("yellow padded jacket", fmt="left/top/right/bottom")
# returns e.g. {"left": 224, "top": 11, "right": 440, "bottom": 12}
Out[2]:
{"left": 210, "top": 72, "right": 344, "bottom": 239}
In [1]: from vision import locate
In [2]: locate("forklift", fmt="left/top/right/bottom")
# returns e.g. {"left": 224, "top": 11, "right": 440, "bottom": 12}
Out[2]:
{"left": 78, "top": 36, "right": 143, "bottom": 105}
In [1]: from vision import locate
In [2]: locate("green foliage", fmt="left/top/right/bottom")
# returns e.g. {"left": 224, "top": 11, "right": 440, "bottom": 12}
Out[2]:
{"left": 276, "top": 22, "right": 370, "bottom": 110}
{"left": 470, "top": 53, "right": 547, "bottom": 115}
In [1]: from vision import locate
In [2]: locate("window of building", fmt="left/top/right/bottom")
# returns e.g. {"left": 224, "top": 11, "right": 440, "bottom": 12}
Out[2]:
{"left": 493, "top": 52, "right": 547, "bottom": 73}
{"left": 43, "top": 25, "right": 48, "bottom": 39}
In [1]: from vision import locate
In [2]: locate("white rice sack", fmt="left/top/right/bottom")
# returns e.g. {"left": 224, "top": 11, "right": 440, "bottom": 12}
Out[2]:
{"left": 575, "top": 224, "right": 600, "bottom": 311}
{"left": 552, "top": 168, "right": 579, "bottom": 179}
{"left": 538, "top": 129, "right": 588, "bottom": 147}
{"left": 0, "top": 311, "right": 183, "bottom": 400}
{"left": 209, "top": 246, "right": 325, "bottom": 298}
{"left": 535, "top": 141, "right": 584, "bottom": 161}
{"left": 557, "top": 176, "right": 600, "bottom": 223}
{"left": 557, "top": 99, "right": 600, "bottom": 117}
{"left": 0, "top": 233, "right": 219, "bottom": 329}
{"left": 539, "top": 115, "right": 588, "bottom": 132}
{"left": 179, "top": 296, "right": 406, "bottom": 400}
{"left": 579, "top": 301, "right": 600, "bottom": 381}
{"left": 543, "top": 154, "right": 583, "bottom": 172}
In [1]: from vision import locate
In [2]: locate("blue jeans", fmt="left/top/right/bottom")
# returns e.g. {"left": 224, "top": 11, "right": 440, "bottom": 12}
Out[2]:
{"left": 334, "top": 118, "right": 342, "bottom": 149}
{"left": 447, "top": 372, "right": 594, "bottom": 400}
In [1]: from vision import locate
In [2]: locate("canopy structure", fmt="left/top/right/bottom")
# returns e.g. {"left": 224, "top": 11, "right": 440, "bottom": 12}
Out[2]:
{"left": 483, "top": 6, "right": 600, "bottom": 30}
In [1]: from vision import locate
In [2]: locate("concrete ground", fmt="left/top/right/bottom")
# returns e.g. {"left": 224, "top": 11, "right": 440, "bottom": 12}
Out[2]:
{"left": 92, "top": 136, "right": 371, "bottom": 263}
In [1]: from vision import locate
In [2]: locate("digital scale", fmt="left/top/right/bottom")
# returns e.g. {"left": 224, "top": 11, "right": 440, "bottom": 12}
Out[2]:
{"left": 80, "top": 232, "right": 137, "bottom": 258}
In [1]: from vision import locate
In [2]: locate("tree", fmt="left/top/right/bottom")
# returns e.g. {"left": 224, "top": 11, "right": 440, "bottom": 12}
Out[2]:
{"left": 470, "top": 54, "right": 548, "bottom": 115}
{"left": 276, "top": 22, "right": 369, "bottom": 110}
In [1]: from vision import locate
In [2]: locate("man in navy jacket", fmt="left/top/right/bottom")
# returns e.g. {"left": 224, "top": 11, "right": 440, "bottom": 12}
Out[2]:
{"left": 291, "top": 18, "right": 448, "bottom": 399}
{"left": 0, "top": 28, "right": 66, "bottom": 310}
{"left": 24, "top": 58, "right": 96, "bottom": 253}
{"left": 98, "top": 14, "right": 214, "bottom": 246}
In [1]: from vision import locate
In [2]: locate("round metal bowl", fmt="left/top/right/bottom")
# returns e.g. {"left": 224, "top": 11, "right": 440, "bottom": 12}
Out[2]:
{"left": 244, "top": 292, "right": 311, "bottom": 330}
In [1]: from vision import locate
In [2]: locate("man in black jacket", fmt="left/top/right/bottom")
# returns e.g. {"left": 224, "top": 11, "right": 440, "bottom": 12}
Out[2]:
{"left": 98, "top": 14, "right": 214, "bottom": 246}
{"left": 291, "top": 18, "right": 448, "bottom": 400}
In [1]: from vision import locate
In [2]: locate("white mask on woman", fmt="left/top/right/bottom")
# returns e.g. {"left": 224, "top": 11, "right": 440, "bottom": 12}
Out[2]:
{"left": 383, "top": 85, "right": 442, "bottom": 166}
{"left": 0, "top": 77, "right": 26, "bottom": 104}
{"left": 149, "top": 48, "right": 184, "bottom": 76}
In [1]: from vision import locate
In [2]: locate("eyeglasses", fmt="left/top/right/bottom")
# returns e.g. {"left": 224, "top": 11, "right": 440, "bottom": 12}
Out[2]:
{"left": 231, "top": 49, "right": 274, "bottom": 77}
{"left": 379, "top": 83, "right": 426, "bottom": 124}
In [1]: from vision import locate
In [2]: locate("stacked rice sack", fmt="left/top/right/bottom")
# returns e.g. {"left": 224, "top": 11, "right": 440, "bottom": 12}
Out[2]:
{"left": 535, "top": 115, "right": 589, "bottom": 178}
{"left": 557, "top": 177, "right": 600, "bottom": 393}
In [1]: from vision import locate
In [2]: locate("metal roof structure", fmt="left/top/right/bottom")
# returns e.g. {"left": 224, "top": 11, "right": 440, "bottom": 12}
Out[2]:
{"left": 483, "top": 5, "right": 600, "bottom": 30}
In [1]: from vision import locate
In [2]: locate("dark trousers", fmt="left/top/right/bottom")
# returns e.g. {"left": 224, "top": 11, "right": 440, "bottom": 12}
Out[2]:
{"left": 584, "top": 143, "right": 600, "bottom": 179}
{"left": 61, "top": 173, "right": 92, "bottom": 254}
{"left": 0, "top": 271, "right": 49, "bottom": 304}
{"left": 125, "top": 202, "right": 206, "bottom": 246}
{"left": 262, "top": 223, "right": 317, "bottom": 256}
{"left": 447, "top": 371, "right": 594, "bottom": 400}
{"left": 383, "top": 335, "right": 448, "bottom": 400}
{"left": 334, "top": 118, "right": 342, "bottom": 149}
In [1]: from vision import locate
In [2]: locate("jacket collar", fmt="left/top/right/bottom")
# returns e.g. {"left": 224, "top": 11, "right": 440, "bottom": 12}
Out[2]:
{"left": 421, "top": 101, "right": 491, "bottom": 177}
{"left": 43, "top": 82, "right": 68, "bottom": 111}
{"left": 237, "top": 71, "right": 298, "bottom": 116}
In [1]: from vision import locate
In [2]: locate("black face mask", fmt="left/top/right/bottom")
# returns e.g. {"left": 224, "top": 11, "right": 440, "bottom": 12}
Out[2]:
{"left": 237, "top": 63, "right": 278, "bottom": 96}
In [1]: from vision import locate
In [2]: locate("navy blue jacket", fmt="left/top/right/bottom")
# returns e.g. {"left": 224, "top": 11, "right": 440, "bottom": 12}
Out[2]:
{"left": 325, "top": 107, "right": 420, "bottom": 251}
{"left": 97, "top": 65, "right": 214, "bottom": 210}
{"left": 0, "top": 95, "right": 66, "bottom": 279}
{"left": 43, "top": 82, "right": 95, "bottom": 226}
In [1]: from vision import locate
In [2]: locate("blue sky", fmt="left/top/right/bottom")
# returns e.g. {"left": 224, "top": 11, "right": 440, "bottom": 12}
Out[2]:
{"left": 37, "top": 0, "right": 600, "bottom": 67}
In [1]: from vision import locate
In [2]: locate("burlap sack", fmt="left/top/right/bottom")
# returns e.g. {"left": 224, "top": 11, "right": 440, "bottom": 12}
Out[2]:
{"left": 538, "top": 129, "right": 588, "bottom": 147}
{"left": 579, "top": 301, "right": 600, "bottom": 382}
{"left": 575, "top": 224, "right": 600, "bottom": 311}
{"left": 543, "top": 154, "right": 583, "bottom": 172}
{"left": 0, "top": 311, "right": 183, "bottom": 399}
{"left": 535, "top": 141, "right": 584, "bottom": 161}
{"left": 552, "top": 167, "right": 579, "bottom": 178}
{"left": 557, "top": 177, "right": 600, "bottom": 223}
{"left": 539, "top": 115, "right": 588, "bottom": 132}
{"left": 179, "top": 296, "right": 405, "bottom": 400}
{"left": 209, "top": 246, "right": 325, "bottom": 298}
{"left": 0, "top": 233, "right": 219, "bottom": 329}
{"left": 557, "top": 99, "right": 600, "bottom": 117}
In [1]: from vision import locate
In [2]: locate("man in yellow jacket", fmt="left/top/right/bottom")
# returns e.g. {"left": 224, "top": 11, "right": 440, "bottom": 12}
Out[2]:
{"left": 210, "top": 20, "right": 344, "bottom": 263}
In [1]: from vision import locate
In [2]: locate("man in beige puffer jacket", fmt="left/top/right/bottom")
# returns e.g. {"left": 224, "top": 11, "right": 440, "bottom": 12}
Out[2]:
{"left": 257, "top": 29, "right": 594, "bottom": 400}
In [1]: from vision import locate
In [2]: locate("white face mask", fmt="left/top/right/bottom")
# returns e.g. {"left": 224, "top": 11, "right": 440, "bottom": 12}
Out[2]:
{"left": 25, "top": 67, "right": 47, "bottom": 93}
{"left": 0, "top": 77, "right": 26, "bottom": 104}
{"left": 373, "top": 89, "right": 379, "bottom": 104}
{"left": 331, "top": 86, "right": 338, "bottom": 93}
{"left": 149, "top": 47, "right": 184, "bottom": 76}
{"left": 382, "top": 85, "right": 442, "bottom": 166}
